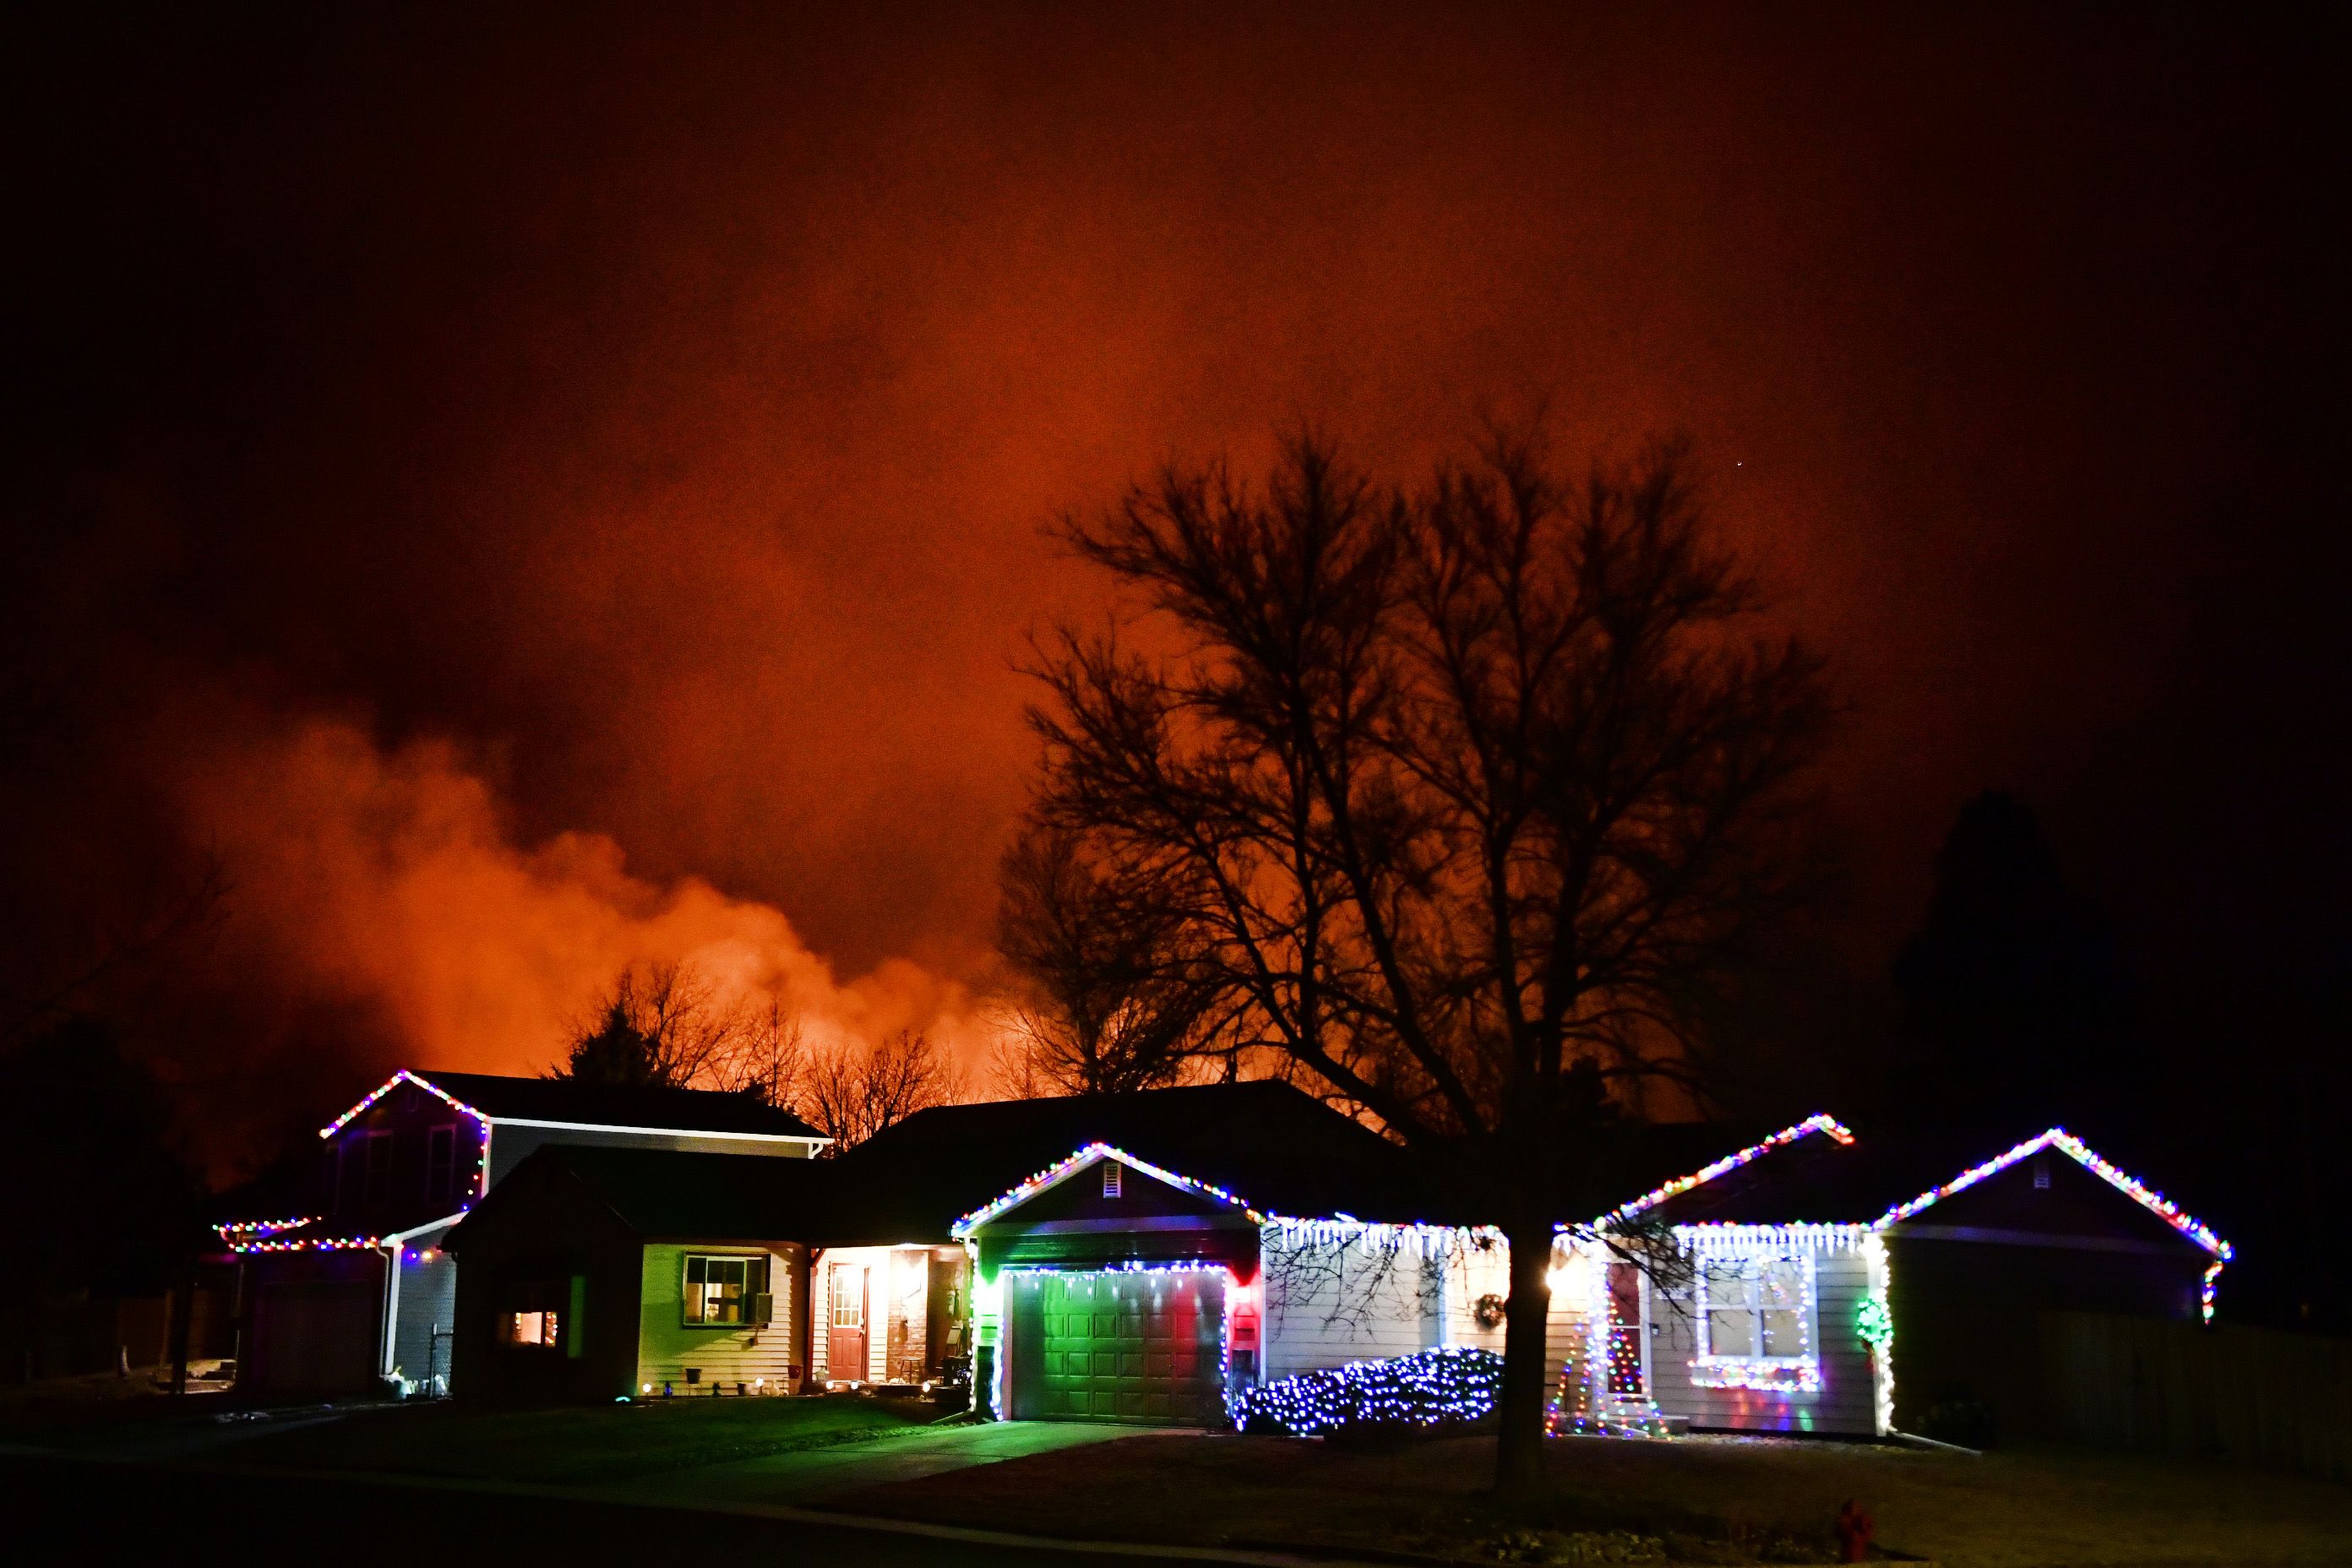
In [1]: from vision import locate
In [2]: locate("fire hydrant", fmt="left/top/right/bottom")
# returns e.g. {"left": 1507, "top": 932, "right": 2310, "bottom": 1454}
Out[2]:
{"left": 1836, "top": 1498, "right": 1875, "bottom": 1562}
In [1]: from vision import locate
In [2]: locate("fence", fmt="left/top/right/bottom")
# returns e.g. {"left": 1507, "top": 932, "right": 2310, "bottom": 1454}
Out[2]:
{"left": 2040, "top": 1310, "right": 2351, "bottom": 1482}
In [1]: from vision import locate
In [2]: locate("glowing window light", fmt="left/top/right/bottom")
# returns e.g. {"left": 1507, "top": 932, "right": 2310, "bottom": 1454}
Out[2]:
{"left": 1600, "top": 1113, "right": 1855, "bottom": 1228}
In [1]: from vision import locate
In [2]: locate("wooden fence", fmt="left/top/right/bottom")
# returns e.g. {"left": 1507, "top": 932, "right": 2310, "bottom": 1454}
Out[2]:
{"left": 2040, "top": 1310, "right": 2351, "bottom": 1482}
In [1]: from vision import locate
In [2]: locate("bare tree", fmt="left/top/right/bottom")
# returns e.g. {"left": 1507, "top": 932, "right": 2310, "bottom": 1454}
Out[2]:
{"left": 801, "top": 1029, "right": 962, "bottom": 1150}
{"left": 551, "top": 961, "right": 753, "bottom": 1090}
{"left": 703, "top": 995, "right": 808, "bottom": 1110}
{"left": 1026, "top": 427, "right": 1829, "bottom": 1493}
{"left": 994, "top": 823, "right": 1227, "bottom": 1094}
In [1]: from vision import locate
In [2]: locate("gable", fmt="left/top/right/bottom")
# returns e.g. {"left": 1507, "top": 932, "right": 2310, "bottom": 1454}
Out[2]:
{"left": 957, "top": 1145, "right": 1256, "bottom": 1239}
{"left": 1876, "top": 1129, "right": 2230, "bottom": 1262}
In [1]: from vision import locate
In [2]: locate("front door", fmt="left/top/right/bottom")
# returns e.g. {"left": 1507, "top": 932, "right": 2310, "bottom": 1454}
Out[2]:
{"left": 827, "top": 1263, "right": 868, "bottom": 1382}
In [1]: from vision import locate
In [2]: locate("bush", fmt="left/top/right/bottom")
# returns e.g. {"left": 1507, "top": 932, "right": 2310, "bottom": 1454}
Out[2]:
{"left": 1233, "top": 1346, "right": 1503, "bottom": 1438}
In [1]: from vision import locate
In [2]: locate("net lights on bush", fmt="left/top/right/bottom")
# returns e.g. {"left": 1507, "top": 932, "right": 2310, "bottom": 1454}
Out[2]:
{"left": 1232, "top": 1347, "right": 1503, "bottom": 1436}
{"left": 1601, "top": 1114, "right": 1854, "bottom": 1227}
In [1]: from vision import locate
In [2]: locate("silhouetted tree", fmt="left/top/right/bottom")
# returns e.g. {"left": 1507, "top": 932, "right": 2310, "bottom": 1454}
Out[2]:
{"left": 802, "top": 1030, "right": 961, "bottom": 1150}
{"left": 0, "top": 1018, "right": 202, "bottom": 1381}
{"left": 1025, "top": 427, "right": 1830, "bottom": 1494}
{"left": 1892, "top": 792, "right": 2131, "bottom": 1122}
{"left": 995, "top": 824, "right": 1224, "bottom": 1094}
{"left": 550, "top": 961, "right": 798, "bottom": 1098}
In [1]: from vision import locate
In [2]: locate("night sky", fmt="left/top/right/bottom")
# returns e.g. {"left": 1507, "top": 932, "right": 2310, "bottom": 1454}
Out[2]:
{"left": 6, "top": 2, "right": 2344, "bottom": 1235}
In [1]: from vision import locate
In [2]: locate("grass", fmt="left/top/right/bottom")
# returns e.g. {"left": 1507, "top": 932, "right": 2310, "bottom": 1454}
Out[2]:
{"left": 819, "top": 1429, "right": 2352, "bottom": 1567}
{"left": 219, "top": 1392, "right": 943, "bottom": 1486}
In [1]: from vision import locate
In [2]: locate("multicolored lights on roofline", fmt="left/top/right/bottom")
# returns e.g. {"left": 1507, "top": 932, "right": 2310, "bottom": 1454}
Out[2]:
{"left": 1874, "top": 1127, "right": 2231, "bottom": 1259}
{"left": 214, "top": 1216, "right": 317, "bottom": 1239}
{"left": 952, "top": 1142, "right": 1264, "bottom": 1236}
{"left": 318, "top": 1070, "right": 488, "bottom": 1138}
{"left": 1601, "top": 1113, "right": 1854, "bottom": 1228}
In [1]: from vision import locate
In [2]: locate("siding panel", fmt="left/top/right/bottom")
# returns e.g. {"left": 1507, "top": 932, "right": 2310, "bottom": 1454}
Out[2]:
{"left": 1648, "top": 1246, "right": 1877, "bottom": 1436}
{"left": 634, "top": 1242, "right": 806, "bottom": 1395}
{"left": 1260, "top": 1230, "right": 1441, "bottom": 1379}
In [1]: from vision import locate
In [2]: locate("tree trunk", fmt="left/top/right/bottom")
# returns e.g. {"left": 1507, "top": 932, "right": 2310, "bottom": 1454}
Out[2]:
{"left": 1494, "top": 1213, "right": 1555, "bottom": 1499}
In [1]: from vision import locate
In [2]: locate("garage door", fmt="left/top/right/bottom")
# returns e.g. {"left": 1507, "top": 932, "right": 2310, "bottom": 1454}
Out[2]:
{"left": 250, "top": 1278, "right": 379, "bottom": 1396}
{"left": 1009, "top": 1269, "right": 1226, "bottom": 1424}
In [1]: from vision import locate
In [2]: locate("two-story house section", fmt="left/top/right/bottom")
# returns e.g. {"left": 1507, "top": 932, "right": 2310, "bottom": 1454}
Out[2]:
{"left": 218, "top": 1070, "right": 827, "bottom": 1398}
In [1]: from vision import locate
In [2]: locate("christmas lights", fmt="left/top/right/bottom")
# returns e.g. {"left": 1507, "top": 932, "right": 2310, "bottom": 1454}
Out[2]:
{"left": 1233, "top": 1346, "right": 1503, "bottom": 1436}
{"left": 1862, "top": 1233, "right": 1893, "bottom": 1435}
{"left": 1872, "top": 1128, "right": 2232, "bottom": 1288}
{"left": 318, "top": 1070, "right": 489, "bottom": 1139}
{"left": 228, "top": 1233, "right": 385, "bottom": 1254}
{"left": 214, "top": 1216, "right": 317, "bottom": 1239}
{"left": 952, "top": 1144, "right": 1261, "bottom": 1236}
{"left": 1690, "top": 1249, "right": 1818, "bottom": 1393}
{"left": 1601, "top": 1114, "right": 1855, "bottom": 1227}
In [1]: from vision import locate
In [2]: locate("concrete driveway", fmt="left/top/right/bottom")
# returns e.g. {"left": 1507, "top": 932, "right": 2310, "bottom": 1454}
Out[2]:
{"left": 627, "top": 1418, "right": 1165, "bottom": 1508}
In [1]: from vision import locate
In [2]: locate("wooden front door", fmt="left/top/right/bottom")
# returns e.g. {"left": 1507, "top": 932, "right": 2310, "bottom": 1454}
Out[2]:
{"left": 827, "top": 1263, "right": 868, "bottom": 1382}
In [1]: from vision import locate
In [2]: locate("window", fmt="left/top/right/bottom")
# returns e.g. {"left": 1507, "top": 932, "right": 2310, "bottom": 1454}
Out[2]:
{"left": 830, "top": 1265, "right": 864, "bottom": 1329}
{"left": 426, "top": 1125, "right": 455, "bottom": 1204}
{"left": 685, "top": 1255, "right": 769, "bottom": 1326}
{"left": 1691, "top": 1253, "right": 1819, "bottom": 1392}
{"left": 359, "top": 1130, "right": 393, "bottom": 1207}
{"left": 1102, "top": 1162, "right": 1122, "bottom": 1198}
{"left": 503, "top": 1309, "right": 562, "bottom": 1348}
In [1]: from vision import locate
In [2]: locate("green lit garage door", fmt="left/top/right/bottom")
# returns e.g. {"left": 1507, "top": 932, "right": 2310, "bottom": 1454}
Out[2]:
{"left": 1009, "top": 1270, "right": 1227, "bottom": 1424}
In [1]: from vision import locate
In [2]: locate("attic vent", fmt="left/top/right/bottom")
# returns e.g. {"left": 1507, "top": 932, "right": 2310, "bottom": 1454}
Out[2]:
{"left": 1102, "top": 1162, "right": 1123, "bottom": 1199}
{"left": 2033, "top": 1155, "right": 2052, "bottom": 1190}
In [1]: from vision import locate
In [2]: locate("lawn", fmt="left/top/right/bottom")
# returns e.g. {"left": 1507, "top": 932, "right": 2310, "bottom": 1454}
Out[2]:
{"left": 822, "top": 1430, "right": 2352, "bottom": 1567}
{"left": 220, "top": 1391, "right": 947, "bottom": 1486}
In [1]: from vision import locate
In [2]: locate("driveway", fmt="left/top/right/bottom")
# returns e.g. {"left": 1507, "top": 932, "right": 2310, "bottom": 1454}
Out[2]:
{"left": 623, "top": 1418, "right": 1167, "bottom": 1508}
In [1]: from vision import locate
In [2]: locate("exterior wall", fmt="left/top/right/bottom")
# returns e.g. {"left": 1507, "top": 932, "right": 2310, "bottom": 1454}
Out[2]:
{"left": 634, "top": 1241, "right": 807, "bottom": 1395}
{"left": 1436, "top": 1236, "right": 1512, "bottom": 1355}
{"left": 1887, "top": 1233, "right": 2206, "bottom": 1443}
{"left": 484, "top": 1123, "right": 818, "bottom": 1185}
{"left": 1259, "top": 1228, "right": 1443, "bottom": 1380}
{"left": 384, "top": 1227, "right": 459, "bottom": 1391}
{"left": 1647, "top": 1244, "right": 1878, "bottom": 1436}
{"left": 243, "top": 1250, "right": 387, "bottom": 1396}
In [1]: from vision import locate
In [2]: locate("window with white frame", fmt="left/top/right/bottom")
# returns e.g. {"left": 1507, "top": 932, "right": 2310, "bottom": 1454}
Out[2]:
{"left": 684, "top": 1254, "right": 768, "bottom": 1326}
{"left": 1691, "top": 1253, "right": 1819, "bottom": 1391}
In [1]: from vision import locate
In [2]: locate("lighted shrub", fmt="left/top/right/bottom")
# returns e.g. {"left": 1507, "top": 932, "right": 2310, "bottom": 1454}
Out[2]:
{"left": 1233, "top": 1346, "right": 1504, "bottom": 1437}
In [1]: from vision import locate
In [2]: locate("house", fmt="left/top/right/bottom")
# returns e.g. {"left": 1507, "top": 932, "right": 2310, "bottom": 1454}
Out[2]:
{"left": 216, "top": 1070, "right": 826, "bottom": 1397}
{"left": 426, "top": 1079, "right": 2233, "bottom": 1445}
{"left": 440, "top": 1145, "right": 828, "bottom": 1402}
{"left": 847, "top": 1081, "right": 1438, "bottom": 1420}
{"left": 1569, "top": 1116, "right": 2233, "bottom": 1444}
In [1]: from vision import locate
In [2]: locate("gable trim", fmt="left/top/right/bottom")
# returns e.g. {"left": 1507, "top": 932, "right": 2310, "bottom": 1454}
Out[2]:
{"left": 1600, "top": 1113, "right": 1856, "bottom": 1228}
{"left": 320, "top": 1070, "right": 490, "bottom": 1139}
{"left": 951, "top": 1142, "right": 1261, "bottom": 1238}
{"left": 1871, "top": 1128, "right": 2230, "bottom": 1258}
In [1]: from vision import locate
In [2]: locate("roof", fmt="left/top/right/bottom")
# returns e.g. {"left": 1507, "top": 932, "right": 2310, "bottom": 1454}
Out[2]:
{"left": 1643, "top": 1118, "right": 2230, "bottom": 1258}
{"left": 326, "top": 1069, "right": 825, "bottom": 1141}
{"left": 819, "top": 1081, "right": 1433, "bottom": 1245}
{"left": 454, "top": 1144, "right": 831, "bottom": 1243}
